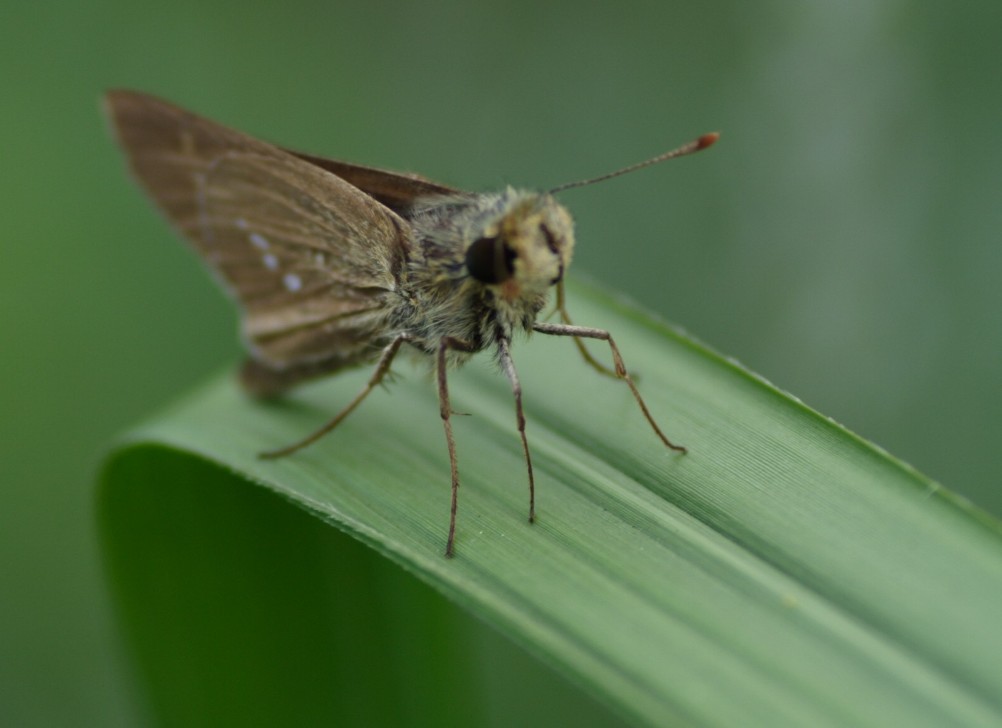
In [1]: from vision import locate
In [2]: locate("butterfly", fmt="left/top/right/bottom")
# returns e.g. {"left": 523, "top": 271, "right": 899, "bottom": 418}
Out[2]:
{"left": 105, "top": 89, "right": 716, "bottom": 555}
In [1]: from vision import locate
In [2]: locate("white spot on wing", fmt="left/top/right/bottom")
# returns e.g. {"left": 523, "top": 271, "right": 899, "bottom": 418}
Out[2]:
{"left": 262, "top": 254, "right": 279, "bottom": 270}
{"left": 283, "top": 273, "right": 303, "bottom": 292}
{"left": 249, "top": 232, "right": 270, "bottom": 250}
{"left": 235, "top": 217, "right": 249, "bottom": 230}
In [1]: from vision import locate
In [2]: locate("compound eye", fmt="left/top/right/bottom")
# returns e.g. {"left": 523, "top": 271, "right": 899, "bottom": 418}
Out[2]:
{"left": 465, "top": 235, "right": 515, "bottom": 284}
{"left": 541, "top": 223, "right": 560, "bottom": 255}
{"left": 540, "top": 224, "right": 564, "bottom": 284}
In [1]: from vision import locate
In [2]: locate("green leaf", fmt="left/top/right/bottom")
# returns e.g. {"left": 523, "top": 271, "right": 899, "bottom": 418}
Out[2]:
{"left": 99, "top": 281, "right": 1002, "bottom": 727}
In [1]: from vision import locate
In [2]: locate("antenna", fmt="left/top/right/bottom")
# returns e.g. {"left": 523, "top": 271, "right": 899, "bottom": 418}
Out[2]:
{"left": 548, "top": 132, "right": 719, "bottom": 195}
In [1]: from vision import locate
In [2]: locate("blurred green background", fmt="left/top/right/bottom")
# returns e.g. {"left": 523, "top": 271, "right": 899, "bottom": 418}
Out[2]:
{"left": 2, "top": 1, "right": 1000, "bottom": 725}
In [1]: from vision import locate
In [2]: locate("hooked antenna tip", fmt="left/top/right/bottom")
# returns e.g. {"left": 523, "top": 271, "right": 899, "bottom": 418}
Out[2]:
{"left": 697, "top": 132, "right": 720, "bottom": 150}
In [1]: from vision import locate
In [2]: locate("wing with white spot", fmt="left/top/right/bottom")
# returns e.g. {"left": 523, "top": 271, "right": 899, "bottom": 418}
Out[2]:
{"left": 104, "top": 90, "right": 409, "bottom": 371}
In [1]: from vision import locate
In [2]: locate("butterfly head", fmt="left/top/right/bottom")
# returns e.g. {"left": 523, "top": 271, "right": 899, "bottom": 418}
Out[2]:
{"left": 464, "top": 190, "right": 574, "bottom": 301}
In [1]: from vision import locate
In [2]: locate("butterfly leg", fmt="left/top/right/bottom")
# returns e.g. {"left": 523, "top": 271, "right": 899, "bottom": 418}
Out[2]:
{"left": 497, "top": 337, "right": 536, "bottom": 525}
{"left": 438, "top": 336, "right": 477, "bottom": 557}
{"left": 552, "top": 280, "right": 617, "bottom": 378}
{"left": 259, "top": 333, "right": 411, "bottom": 459}
{"left": 533, "top": 322, "right": 687, "bottom": 454}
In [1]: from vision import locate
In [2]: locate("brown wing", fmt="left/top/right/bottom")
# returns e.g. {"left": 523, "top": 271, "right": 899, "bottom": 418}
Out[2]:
{"left": 104, "top": 90, "right": 412, "bottom": 382}
{"left": 289, "top": 152, "right": 462, "bottom": 214}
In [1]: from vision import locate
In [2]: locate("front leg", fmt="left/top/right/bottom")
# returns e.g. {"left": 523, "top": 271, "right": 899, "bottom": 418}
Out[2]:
{"left": 552, "top": 279, "right": 617, "bottom": 378}
{"left": 533, "top": 322, "right": 687, "bottom": 454}
{"left": 440, "top": 336, "right": 538, "bottom": 557}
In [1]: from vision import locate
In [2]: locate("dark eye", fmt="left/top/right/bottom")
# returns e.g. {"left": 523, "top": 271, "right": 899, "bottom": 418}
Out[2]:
{"left": 465, "top": 235, "right": 515, "bottom": 284}
{"left": 541, "top": 224, "right": 564, "bottom": 284}
{"left": 541, "top": 223, "right": 560, "bottom": 255}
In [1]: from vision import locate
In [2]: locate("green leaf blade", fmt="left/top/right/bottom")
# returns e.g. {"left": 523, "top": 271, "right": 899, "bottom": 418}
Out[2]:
{"left": 100, "top": 281, "right": 1002, "bottom": 727}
